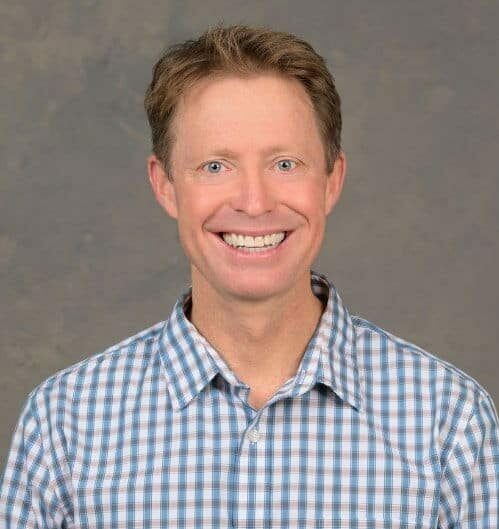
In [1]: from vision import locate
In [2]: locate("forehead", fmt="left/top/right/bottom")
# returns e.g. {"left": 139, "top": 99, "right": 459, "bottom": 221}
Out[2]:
{"left": 171, "top": 73, "right": 322, "bottom": 154}
{"left": 178, "top": 72, "right": 314, "bottom": 109}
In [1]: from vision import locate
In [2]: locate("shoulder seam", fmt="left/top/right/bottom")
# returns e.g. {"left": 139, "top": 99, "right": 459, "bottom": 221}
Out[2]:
{"left": 351, "top": 315, "right": 493, "bottom": 402}
{"left": 26, "top": 392, "right": 74, "bottom": 522}
{"left": 33, "top": 321, "right": 165, "bottom": 393}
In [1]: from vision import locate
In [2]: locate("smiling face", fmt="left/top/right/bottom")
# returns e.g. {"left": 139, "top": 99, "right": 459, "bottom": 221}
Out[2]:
{"left": 148, "top": 73, "right": 346, "bottom": 304}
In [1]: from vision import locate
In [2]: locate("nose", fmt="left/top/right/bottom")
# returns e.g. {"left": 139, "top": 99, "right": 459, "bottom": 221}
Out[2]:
{"left": 230, "top": 167, "right": 277, "bottom": 216}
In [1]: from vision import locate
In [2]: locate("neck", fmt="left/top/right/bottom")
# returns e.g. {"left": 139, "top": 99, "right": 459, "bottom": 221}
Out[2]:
{"left": 188, "top": 268, "right": 325, "bottom": 387}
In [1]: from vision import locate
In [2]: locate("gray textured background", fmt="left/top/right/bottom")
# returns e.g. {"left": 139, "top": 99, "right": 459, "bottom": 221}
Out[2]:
{"left": 1, "top": 1, "right": 498, "bottom": 469}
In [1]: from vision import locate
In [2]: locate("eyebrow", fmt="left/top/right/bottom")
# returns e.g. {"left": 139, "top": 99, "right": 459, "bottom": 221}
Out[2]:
{"left": 207, "top": 145, "right": 296, "bottom": 158}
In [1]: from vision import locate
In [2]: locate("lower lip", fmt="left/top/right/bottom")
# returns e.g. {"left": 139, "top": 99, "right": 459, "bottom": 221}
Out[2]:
{"left": 211, "top": 232, "right": 293, "bottom": 261}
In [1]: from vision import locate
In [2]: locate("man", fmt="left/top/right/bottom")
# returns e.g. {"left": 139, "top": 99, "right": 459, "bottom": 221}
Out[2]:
{"left": 1, "top": 24, "right": 497, "bottom": 529}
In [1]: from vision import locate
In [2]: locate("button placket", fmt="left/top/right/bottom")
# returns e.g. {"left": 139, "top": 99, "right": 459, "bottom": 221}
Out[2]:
{"left": 247, "top": 428, "right": 260, "bottom": 443}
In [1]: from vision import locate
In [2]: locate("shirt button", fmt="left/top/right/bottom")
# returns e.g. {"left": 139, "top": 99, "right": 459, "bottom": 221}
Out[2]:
{"left": 247, "top": 428, "right": 260, "bottom": 443}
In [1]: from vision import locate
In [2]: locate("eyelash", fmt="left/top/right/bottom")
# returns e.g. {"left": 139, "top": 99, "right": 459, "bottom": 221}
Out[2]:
{"left": 201, "top": 159, "right": 299, "bottom": 173}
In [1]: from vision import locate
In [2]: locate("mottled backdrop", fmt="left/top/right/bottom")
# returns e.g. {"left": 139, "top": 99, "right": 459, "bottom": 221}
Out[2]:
{"left": 1, "top": 1, "right": 498, "bottom": 468}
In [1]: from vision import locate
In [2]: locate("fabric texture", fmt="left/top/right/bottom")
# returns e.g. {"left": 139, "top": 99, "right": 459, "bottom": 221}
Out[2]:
{"left": 1, "top": 269, "right": 498, "bottom": 528}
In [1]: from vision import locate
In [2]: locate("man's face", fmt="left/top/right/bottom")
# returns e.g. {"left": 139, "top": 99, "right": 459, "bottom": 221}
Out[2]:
{"left": 148, "top": 73, "right": 346, "bottom": 303}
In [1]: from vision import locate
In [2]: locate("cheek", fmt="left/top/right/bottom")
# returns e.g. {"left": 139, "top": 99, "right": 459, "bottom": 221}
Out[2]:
{"left": 176, "top": 189, "right": 218, "bottom": 232}
{"left": 284, "top": 182, "right": 326, "bottom": 215}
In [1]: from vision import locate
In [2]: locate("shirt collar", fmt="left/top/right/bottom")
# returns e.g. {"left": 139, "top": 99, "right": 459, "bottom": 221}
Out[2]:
{"left": 158, "top": 269, "right": 364, "bottom": 413}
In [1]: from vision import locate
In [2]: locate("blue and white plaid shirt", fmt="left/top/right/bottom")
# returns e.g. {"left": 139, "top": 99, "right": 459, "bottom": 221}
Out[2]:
{"left": 1, "top": 269, "right": 498, "bottom": 528}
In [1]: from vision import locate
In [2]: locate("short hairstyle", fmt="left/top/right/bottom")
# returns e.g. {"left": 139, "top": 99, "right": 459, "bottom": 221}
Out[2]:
{"left": 144, "top": 23, "right": 342, "bottom": 179}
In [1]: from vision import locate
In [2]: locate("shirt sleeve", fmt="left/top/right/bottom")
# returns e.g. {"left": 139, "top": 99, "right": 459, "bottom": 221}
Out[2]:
{"left": 438, "top": 391, "right": 499, "bottom": 529}
{"left": 0, "top": 391, "right": 68, "bottom": 529}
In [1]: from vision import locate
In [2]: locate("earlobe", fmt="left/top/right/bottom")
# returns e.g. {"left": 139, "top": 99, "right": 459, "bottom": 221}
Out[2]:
{"left": 147, "top": 154, "right": 179, "bottom": 219}
{"left": 324, "top": 151, "right": 346, "bottom": 216}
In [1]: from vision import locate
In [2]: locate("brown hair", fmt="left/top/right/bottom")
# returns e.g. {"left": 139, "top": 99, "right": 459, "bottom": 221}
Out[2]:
{"left": 144, "top": 23, "right": 342, "bottom": 179}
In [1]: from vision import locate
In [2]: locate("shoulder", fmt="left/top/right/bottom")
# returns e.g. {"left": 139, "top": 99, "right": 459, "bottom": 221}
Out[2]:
{"left": 351, "top": 315, "right": 496, "bottom": 455}
{"left": 352, "top": 314, "right": 492, "bottom": 403}
{"left": 27, "top": 319, "right": 166, "bottom": 414}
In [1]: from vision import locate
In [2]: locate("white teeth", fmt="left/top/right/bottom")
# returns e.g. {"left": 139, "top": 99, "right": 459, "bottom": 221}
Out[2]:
{"left": 221, "top": 231, "right": 286, "bottom": 248}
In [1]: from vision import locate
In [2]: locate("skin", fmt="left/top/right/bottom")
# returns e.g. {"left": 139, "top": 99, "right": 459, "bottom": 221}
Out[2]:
{"left": 148, "top": 73, "right": 346, "bottom": 409}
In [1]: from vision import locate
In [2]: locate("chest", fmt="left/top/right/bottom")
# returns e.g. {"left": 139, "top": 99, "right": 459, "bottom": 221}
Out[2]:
{"left": 69, "top": 385, "right": 440, "bottom": 529}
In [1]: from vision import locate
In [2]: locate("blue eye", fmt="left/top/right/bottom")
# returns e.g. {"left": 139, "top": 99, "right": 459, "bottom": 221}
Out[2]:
{"left": 203, "top": 161, "right": 225, "bottom": 173}
{"left": 201, "top": 159, "right": 297, "bottom": 173}
{"left": 277, "top": 159, "right": 297, "bottom": 171}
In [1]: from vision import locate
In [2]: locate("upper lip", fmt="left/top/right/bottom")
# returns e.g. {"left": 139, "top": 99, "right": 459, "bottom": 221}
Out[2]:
{"left": 214, "top": 229, "right": 291, "bottom": 237}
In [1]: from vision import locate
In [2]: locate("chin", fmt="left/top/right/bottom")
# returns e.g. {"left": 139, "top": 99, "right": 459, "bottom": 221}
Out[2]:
{"left": 218, "top": 271, "right": 295, "bottom": 297}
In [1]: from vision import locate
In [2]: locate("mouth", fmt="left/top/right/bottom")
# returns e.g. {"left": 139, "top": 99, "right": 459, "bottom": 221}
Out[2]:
{"left": 211, "top": 230, "right": 293, "bottom": 259}
{"left": 215, "top": 231, "right": 290, "bottom": 244}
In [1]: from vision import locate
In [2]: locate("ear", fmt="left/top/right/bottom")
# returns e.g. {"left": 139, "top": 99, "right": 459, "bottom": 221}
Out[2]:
{"left": 147, "top": 154, "right": 179, "bottom": 219}
{"left": 324, "top": 151, "right": 346, "bottom": 216}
